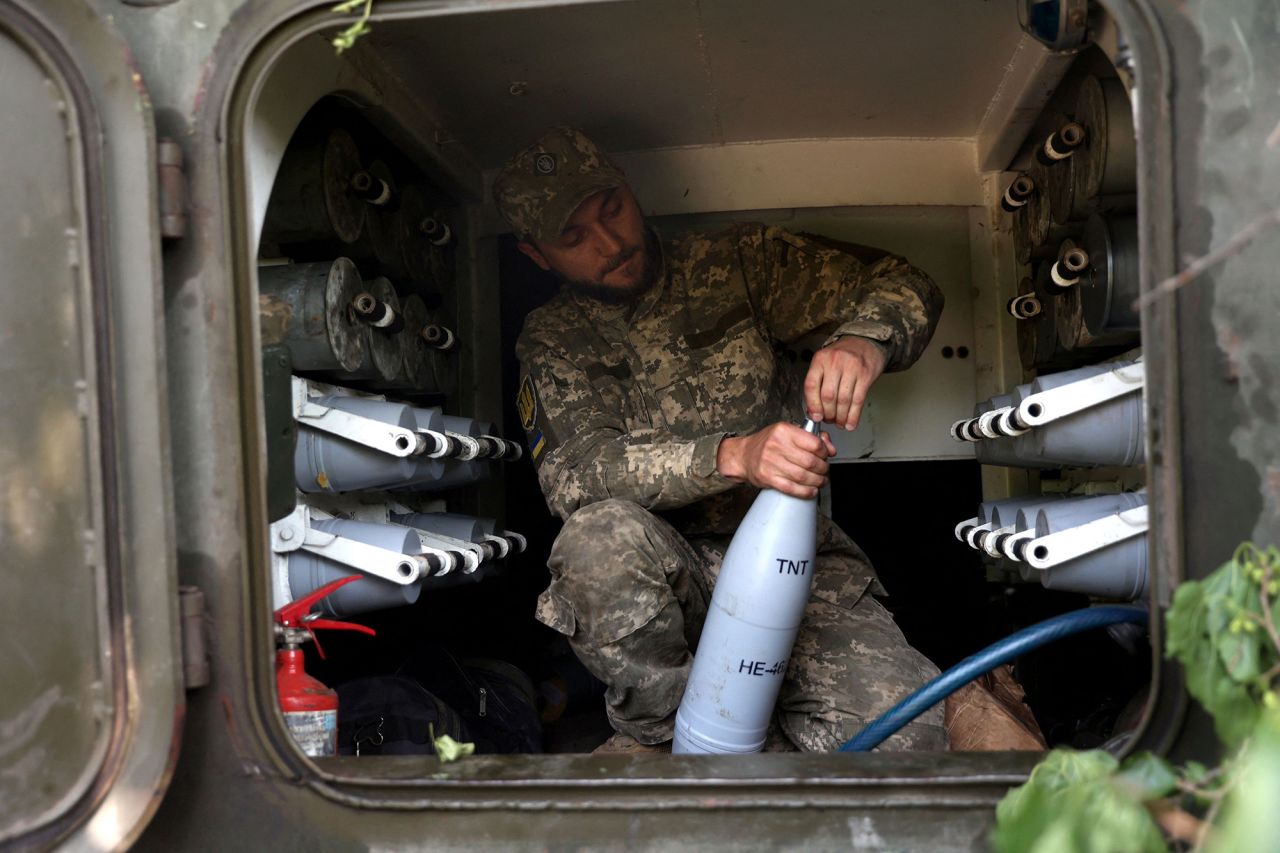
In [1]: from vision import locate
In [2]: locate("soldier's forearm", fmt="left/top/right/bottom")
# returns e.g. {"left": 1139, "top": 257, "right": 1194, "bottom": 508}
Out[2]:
{"left": 850, "top": 261, "right": 944, "bottom": 370}
{"left": 714, "top": 423, "right": 834, "bottom": 499}
{"left": 715, "top": 435, "right": 748, "bottom": 482}
{"left": 543, "top": 431, "right": 736, "bottom": 518}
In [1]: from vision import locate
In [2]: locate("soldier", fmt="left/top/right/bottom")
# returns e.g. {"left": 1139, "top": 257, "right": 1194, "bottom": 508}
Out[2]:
{"left": 497, "top": 126, "right": 947, "bottom": 753}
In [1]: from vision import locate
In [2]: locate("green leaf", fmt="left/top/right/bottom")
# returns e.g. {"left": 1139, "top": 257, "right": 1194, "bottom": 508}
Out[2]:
{"left": 427, "top": 723, "right": 475, "bottom": 764}
{"left": 1182, "top": 760, "right": 1211, "bottom": 783}
{"left": 993, "top": 750, "right": 1166, "bottom": 853}
{"left": 1213, "top": 561, "right": 1265, "bottom": 682}
{"left": 996, "top": 544, "right": 1280, "bottom": 853}
{"left": 997, "top": 749, "right": 1119, "bottom": 819}
{"left": 1115, "top": 752, "right": 1178, "bottom": 799}
{"left": 1209, "top": 711, "right": 1280, "bottom": 853}
{"left": 433, "top": 733, "right": 475, "bottom": 763}
{"left": 994, "top": 750, "right": 1115, "bottom": 848}
{"left": 1166, "top": 556, "right": 1275, "bottom": 749}
{"left": 329, "top": 0, "right": 374, "bottom": 54}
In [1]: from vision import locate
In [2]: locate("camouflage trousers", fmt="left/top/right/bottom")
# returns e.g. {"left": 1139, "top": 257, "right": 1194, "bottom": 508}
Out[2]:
{"left": 535, "top": 499, "right": 946, "bottom": 751}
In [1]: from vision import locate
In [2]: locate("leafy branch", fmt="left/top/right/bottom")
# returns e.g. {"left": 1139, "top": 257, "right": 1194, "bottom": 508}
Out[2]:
{"left": 994, "top": 543, "right": 1280, "bottom": 852}
{"left": 1131, "top": 207, "right": 1280, "bottom": 311}
{"left": 331, "top": 0, "right": 375, "bottom": 54}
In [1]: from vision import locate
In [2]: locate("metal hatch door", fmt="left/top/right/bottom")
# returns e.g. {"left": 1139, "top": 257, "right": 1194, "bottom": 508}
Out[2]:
{"left": 0, "top": 1, "right": 180, "bottom": 849}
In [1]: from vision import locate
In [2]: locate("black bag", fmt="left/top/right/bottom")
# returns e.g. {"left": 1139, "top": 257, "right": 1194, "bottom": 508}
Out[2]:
{"left": 336, "top": 676, "right": 471, "bottom": 756}
{"left": 402, "top": 649, "right": 543, "bottom": 754}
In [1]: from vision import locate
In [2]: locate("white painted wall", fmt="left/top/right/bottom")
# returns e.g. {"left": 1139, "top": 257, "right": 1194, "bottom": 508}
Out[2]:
{"left": 480, "top": 136, "right": 983, "bottom": 235}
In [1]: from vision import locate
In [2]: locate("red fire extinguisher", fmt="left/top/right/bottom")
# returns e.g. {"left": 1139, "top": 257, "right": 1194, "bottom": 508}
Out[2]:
{"left": 274, "top": 576, "right": 376, "bottom": 757}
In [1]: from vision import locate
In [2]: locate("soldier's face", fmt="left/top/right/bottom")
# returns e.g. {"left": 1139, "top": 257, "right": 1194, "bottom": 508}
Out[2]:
{"left": 519, "top": 187, "right": 653, "bottom": 302}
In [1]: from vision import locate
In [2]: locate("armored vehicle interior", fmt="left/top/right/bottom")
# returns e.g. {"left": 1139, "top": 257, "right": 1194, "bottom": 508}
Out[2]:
{"left": 244, "top": 0, "right": 1150, "bottom": 764}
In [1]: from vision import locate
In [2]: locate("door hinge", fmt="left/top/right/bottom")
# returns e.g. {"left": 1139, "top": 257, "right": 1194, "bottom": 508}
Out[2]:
{"left": 179, "top": 585, "right": 210, "bottom": 689}
{"left": 158, "top": 138, "right": 188, "bottom": 240}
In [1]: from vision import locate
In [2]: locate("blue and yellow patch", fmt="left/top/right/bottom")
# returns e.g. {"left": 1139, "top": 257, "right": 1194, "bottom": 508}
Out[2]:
{"left": 517, "top": 374, "right": 539, "bottom": 431}
{"left": 516, "top": 375, "right": 548, "bottom": 461}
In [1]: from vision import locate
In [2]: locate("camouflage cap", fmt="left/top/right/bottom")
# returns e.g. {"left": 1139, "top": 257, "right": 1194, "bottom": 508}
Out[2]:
{"left": 493, "top": 126, "right": 628, "bottom": 242}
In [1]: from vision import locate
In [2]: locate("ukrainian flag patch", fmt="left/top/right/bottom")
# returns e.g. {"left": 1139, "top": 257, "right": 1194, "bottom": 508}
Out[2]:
{"left": 517, "top": 375, "right": 550, "bottom": 461}
{"left": 517, "top": 374, "right": 538, "bottom": 430}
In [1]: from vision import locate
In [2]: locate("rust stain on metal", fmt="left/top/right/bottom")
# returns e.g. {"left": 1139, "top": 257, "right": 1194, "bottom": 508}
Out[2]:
{"left": 220, "top": 693, "right": 252, "bottom": 760}
{"left": 258, "top": 294, "right": 292, "bottom": 344}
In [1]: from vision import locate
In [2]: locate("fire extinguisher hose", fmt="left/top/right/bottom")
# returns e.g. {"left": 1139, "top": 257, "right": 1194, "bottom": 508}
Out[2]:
{"left": 837, "top": 605, "right": 1149, "bottom": 752}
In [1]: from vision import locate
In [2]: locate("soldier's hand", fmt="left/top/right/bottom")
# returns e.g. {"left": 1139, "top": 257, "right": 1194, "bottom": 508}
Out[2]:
{"left": 716, "top": 422, "right": 837, "bottom": 499}
{"left": 804, "top": 336, "right": 889, "bottom": 431}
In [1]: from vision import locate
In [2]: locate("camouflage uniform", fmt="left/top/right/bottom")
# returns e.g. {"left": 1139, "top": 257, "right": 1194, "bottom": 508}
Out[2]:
{"left": 498, "top": 127, "right": 947, "bottom": 751}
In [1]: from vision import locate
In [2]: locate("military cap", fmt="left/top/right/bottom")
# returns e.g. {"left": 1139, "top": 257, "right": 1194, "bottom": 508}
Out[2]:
{"left": 493, "top": 126, "right": 627, "bottom": 242}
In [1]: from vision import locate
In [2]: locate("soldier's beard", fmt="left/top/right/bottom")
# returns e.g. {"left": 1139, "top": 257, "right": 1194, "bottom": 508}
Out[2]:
{"left": 562, "top": 230, "right": 661, "bottom": 305}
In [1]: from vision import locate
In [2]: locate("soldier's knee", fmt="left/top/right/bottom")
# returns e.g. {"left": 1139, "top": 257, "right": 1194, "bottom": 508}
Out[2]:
{"left": 562, "top": 498, "right": 654, "bottom": 532}
{"left": 546, "top": 500, "right": 675, "bottom": 622}
{"left": 550, "top": 499, "right": 661, "bottom": 568}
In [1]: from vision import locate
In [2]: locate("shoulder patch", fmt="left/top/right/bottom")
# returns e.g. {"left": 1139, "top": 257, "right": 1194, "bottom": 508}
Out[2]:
{"left": 517, "top": 374, "right": 539, "bottom": 431}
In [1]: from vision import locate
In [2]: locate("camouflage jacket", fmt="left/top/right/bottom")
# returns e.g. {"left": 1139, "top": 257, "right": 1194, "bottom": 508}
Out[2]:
{"left": 515, "top": 223, "right": 943, "bottom": 534}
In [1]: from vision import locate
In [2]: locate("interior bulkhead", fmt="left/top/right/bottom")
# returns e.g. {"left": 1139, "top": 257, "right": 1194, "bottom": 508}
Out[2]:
{"left": 244, "top": 0, "right": 1149, "bottom": 763}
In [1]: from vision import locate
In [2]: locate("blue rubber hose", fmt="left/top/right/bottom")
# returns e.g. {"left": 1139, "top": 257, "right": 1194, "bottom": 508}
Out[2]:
{"left": 837, "top": 605, "right": 1149, "bottom": 752}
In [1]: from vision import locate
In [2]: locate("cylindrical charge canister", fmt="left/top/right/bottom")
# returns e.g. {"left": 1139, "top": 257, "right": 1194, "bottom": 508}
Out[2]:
{"left": 955, "top": 500, "right": 994, "bottom": 546}
{"left": 1043, "top": 537, "right": 1147, "bottom": 600}
{"left": 1023, "top": 157, "right": 1053, "bottom": 252}
{"left": 974, "top": 390, "right": 1024, "bottom": 467}
{"left": 258, "top": 258, "right": 368, "bottom": 374}
{"left": 1056, "top": 216, "right": 1139, "bottom": 352}
{"left": 294, "top": 396, "right": 419, "bottom": 493}
{"left": 1045, "top": 122, "right": 1085, "bottom": 223}
{"left": 401, "top": 294, "right": 445, "bottom": 393}
{"left": 394, "top": 406, "right": 493, "bottom": 492}
{"left": 1071, "top": 75, "right": 1137, "bottom": 215}
{"left": 397, "top": 183, "right": 443, "bottom": 284}
{"left": 286, "top": 518, "right": 422, "bottom": 617}
{"left": 1025, "top": 261, "right": 1074, "bottom": 370}
{"left": 362, "top": 276, "right": 405, "bottom": 383}
{"left": 394, "top": 511, "right": 497, "bottom": 543}
{"left": 1068, "top": 214, "right": 1140, "bottom": 349}
{"left": 1022, "top": 359, "right": 1144, "bottom": 468}
{"left": 1034, "top": 492, "right": 1149, "bottom": 599}
{"left": 262, "top": 126, "right": 366, "bottom": 246}
{"left": 984, "top": 494, "right": 1066, "bottom": 557}
{"left": 360, "top": 161, "right": 403, "bottom": 270}
{"left": 956, "top": 495, "right": 1049, "bottom": 550}
{"left": 1007, "top": 362, "right": 1111, "bottom": 464}
{"left": 399, "top": 184, "right": 457, "bottom": 286}
{"left": 393, "top": 511, "right": 509, "bottom": 590}
{"left": 972, "top": 387, "right": 1059, "bottom": 470}
{"left": 673, "top": 421, "right": 821, "bottom": 754}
